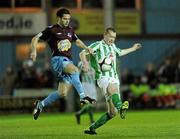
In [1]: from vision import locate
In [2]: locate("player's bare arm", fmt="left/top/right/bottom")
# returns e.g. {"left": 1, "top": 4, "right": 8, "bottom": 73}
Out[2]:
{"left": 30, "top": 35, "right": 40, "bottom": 62}
{"left": 79, "top": 50, "right": 90, "bottom": 72}
{"left": 76, "top": 39, "right": 93, "bottom": 54}
{"left": 120, "top": 43, "right": 142, "bottom": 56}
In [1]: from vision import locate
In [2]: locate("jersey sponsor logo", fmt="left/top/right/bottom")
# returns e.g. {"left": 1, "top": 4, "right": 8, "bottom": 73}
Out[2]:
{"left": 56, "top": 32, "right": 62, "bottom": 35}
{"left": 57, "top": 39, "right": 71, "bottom": 52}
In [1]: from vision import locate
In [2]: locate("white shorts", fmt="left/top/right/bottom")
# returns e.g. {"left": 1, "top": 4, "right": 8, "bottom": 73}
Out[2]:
{"left": 82, "top": 82, "right": 97, "bottom": 100}
{"left": 97, "top": 76, "right": 120, "bottom": 96}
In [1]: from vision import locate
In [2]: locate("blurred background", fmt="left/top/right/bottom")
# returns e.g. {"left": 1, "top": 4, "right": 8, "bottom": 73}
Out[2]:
{"left": 0, "top": 0, "right": 180, "bottom": 114}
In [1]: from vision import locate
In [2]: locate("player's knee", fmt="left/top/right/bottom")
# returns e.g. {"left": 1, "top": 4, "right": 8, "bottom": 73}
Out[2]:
{"left": 108, "top": 85, "right": 118, "bottom": 93}
{"left": 64, "top": 64, "right": 79, "bottom": 74}
{"left": 60, "top": 93, "right": 66, "bottom": 98}
{"left": 69, "top": 66, "right": 79, "bottom": 74}
{"left": 72, "top": 68, "right": 79, "bottom": 73}
{"left": 59, "top": 91, "right": 67, "bottom": 98}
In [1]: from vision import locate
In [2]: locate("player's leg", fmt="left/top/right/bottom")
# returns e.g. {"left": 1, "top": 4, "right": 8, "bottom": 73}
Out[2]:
{"left": 64, "top": 63, "right": 84, "bottom": 98}
{"left": 84, "top": 78, "right": 129, "bottom": 134}
{"left": 85, "top": 83, "right": 97, "bottom": 124}
{"left": 75, "top": 104, "right": 89, "bottom": 124}
{"left": 85, "top": 83, "right": 122, "bottom": 134}
{"left": 95, "top": 77, "right": 126, "bottom": 114}
{"left": 33, "top": 56, "right": 72, "bottom": 120}
{"left": 107, "top": 83, "right": 122, "bottom": 110}
{"left": 107, "top": 83, "right": 129, "bottom": 119}
{"left": 64, "top": 63, "right": 95, "bottom": 104}
{"left": 41, "top": 82, "right": 71, "bottom": 107}
{"left": 84, "top": 79, "right": 114, "bottom": 134}
{"left": 84, "top": 91, "right": 128, "bottom": 134}
{"left": 84, "top": 100, "right": 115, "bottom": 135}
{"left": 75, "top": 104, "right": 94, "bottom": 124}
{"left": 87, "top": 104, "right": 95, "bottom": 124}
{"left": 75, "top": 82, "right": 96, "bottom": 124}
{"left": 33, "top": 82, "right": 71, "bottom": 120}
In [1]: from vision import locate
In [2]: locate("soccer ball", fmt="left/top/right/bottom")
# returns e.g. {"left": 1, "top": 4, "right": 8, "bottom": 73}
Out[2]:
{"left": 100, "top": 57, "right": 112, "bottom": 71}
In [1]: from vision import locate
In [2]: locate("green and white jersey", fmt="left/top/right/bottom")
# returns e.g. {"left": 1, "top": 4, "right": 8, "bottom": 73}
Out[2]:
{"left": 78, "top": 62, "right": 97, "bottom": 100}
{"left": 89, "top": 40, "right": 122, "bottom": 80}
{"left": 78, "top": 62, "right": 95, "bottom": 84}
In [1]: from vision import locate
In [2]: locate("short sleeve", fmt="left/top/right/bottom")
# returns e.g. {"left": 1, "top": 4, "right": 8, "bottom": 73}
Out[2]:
{"left": 113, "top": 44, "right": 122, "bottom": 56}
{"left": 72, "top": 30, "right": 79, "bottom": 41}
{"left": 89, "top": 41, "right": 100, "bottom": 51}
{"left": 38, "top": 27, "right": 51, "bottom": 41}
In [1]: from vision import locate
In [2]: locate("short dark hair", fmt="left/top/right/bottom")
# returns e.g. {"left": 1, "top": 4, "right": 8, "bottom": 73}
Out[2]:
{"left": 105, "top": 27, "right": 116, "bottom": 33}
{"left": 56, "top": 8, "right": 70, "bottom": 18}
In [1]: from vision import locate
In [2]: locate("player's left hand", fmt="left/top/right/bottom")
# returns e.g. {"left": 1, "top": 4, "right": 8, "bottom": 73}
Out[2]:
{"left": 133, "top": 43, "right": 142, "bottom": 51}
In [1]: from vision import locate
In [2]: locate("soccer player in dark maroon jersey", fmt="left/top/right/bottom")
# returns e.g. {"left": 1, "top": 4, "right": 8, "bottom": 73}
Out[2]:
{"left": 30, "top": 8, "right": 95, "bottom": 120}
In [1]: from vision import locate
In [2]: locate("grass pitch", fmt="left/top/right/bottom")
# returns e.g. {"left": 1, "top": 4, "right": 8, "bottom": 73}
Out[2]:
{"left": 0, "top": 110, "right": 180, "bottom": 139}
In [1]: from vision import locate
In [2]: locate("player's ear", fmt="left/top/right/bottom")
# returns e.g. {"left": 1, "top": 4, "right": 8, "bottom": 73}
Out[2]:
{"left": 103, "top": 33, "right": 106, "bottom": 38}
{"left": 57, "top": 17, "right": 61, "bottom": 22}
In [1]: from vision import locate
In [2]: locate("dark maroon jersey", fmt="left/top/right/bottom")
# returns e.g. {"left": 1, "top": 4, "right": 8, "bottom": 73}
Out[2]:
{"left": 38, "top": 24, "right": 78, "bottom": 59}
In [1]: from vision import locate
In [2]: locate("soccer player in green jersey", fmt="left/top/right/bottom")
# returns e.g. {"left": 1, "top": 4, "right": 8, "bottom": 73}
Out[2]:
{"left": 75, "top": 56, "right": 97, "bottom": 124}
{"left": 80, "top": 27, "right": 142, "bottom": 135}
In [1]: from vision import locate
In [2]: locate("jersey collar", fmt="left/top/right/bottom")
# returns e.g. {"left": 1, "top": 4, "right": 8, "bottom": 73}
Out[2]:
{"left": 102, "top": 39, "right": 114, "bottom": 47}
{"left": 56, "top": 23, "right": 70, "bottom": 29}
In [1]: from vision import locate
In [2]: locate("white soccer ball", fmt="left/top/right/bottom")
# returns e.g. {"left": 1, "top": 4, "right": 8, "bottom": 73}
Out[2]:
{"left": 101, "top": 57, "right": 112, "bottom": 71}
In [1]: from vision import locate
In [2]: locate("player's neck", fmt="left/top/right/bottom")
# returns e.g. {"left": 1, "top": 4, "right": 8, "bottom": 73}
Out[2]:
{"left": 103, "top": 39, "right": 111, "bottom": 46}
{"left": 57, "top": 23, "right": 66, "bottom": 28}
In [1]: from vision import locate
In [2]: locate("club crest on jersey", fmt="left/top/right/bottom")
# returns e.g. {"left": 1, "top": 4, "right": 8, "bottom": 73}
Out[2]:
{"left": 108, "top": 52, "right": 115, "bottom": 62}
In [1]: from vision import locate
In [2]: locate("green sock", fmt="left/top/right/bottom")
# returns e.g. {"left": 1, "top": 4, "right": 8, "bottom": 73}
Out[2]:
{"left": 87, "top": 105, "right": 94, "bottom": 123}
{"left": 111, "top": 93, "right": 122, "bottom": 111}
{"left": 90, "top": 112, "right": 112, "bottom": 130}
{"left": 77, "top": 104, "right": 90, "bottom": 115}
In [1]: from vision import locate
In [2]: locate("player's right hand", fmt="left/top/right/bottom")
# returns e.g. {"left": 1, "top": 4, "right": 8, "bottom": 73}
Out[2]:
{"left": 133, "top": 43, "right": 142, "bottom": 50}
{"left": 30, "top": 52, "right": 37, "bottom": 62}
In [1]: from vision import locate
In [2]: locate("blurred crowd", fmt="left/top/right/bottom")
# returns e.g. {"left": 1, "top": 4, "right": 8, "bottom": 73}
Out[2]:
{"left": 122, "top": 58, "right": 180, "bottom": 85}
{"left": 121, "top": 58, "right": 180, "bottom": 109}
{"left": 0, "top": 59, "right": 56, "bottom": 96}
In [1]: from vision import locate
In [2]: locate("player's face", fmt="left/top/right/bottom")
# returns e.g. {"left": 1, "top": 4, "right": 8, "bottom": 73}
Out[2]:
{"left": 59, "top": 14, "right": 71, "bottom": 27}
{"left": 104, "top": 30, "right": 116, "bottom": 45}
